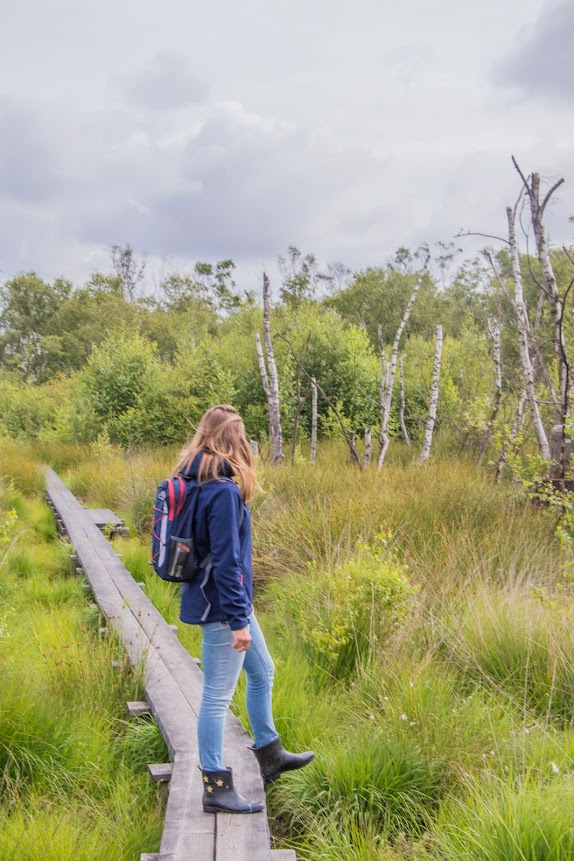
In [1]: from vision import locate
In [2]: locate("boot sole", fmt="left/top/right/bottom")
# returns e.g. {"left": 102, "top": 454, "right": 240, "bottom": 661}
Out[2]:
{"left": 263, "top": 753, "right": 315, "bottom": 784}
{"left": 203, "top": 803, "right": 264, "bottom": 814}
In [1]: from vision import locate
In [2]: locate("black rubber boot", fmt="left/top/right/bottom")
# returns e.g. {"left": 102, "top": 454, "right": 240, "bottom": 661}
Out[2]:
{"left": 251, "top": 737, "right": 315, "bottom": 785}
{"left": 201, "top": 767, "right": 264, "bottom": 814}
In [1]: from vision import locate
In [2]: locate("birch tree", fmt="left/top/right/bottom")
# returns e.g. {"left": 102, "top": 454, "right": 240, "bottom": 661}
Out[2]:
{"left": 478, "top": 320, "right": 502, "bottom": 461}
{"left": 506, "top": 204, "right": 551, "bottom": 461}
{"left": 399, "top": 355, "right": 410, "bottom": 445}
{"left": 419, "top": 324, "right": 443, "bottom": 464}
{"left": 255, "top": 273, "right": 284, "bottom": 464}
{"left": 310, "top": 376, "right": 318, "bottom": 464}
{"left": 363, "top": 428, "right": 372, "bottom": 466}
{"left": 496, "top": 390, "right": 527, "bottom": 481}
{"left": 512, "top": 158, "right": 567, "bottom": 418}
{"left": 378, "top": 251, "right": 430, "bottom": 469}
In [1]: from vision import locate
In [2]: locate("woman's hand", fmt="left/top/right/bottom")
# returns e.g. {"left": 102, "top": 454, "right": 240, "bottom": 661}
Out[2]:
{"left": 232, "top": 627, "right": 252, "bottom": 652}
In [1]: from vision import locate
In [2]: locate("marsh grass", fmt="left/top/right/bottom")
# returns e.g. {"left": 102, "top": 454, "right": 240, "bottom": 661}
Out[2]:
{"left": 0, "top": 481, "right": 166, "bottom": 860}
{"left": 426, "top": 778, "right": 574, "bottom": 861}
{"left": 7, "top": 439, "right": 574, "bottom": 860}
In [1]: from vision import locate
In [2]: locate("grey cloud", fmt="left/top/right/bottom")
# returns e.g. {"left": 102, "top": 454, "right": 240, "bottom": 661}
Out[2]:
{"left": 69, "top": 101, "right": 376, "bottom": 262}
{"left": 126, "top": 53, "right": 209, "bottom": 110}
{"left": 0, "top": 96, "right": 70, "bottom": 203}
{"left": 495, "top": 0, "right": 574, "bottom": 101}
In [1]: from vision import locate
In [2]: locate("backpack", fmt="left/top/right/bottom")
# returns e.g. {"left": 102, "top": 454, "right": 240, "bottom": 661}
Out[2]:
{"left": 150, "top": 475, "right": 208, "bottom": 583}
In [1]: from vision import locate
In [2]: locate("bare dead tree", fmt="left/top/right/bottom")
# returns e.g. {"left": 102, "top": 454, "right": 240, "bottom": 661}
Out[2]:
{"left": 512, "top": 157, "right": 567, "bottom": 415}
{"left": 310, "top": 376, "right": 318, "bottom": 464}
{"left": 479, "top": 320, "right": 503, "bottom": 462}
{"left": 399, "top": 355, "right": 410, "bottom": 446}
{"left": 254, "top": 332, "right": 273, "bottom": 446}
{"left": 506, "top": 203, "right": 551, "bottom": 460}
{"left": 484, "top": 249, "right": 559, "bottom": 417}
{"left": 553, "top": 250, "right": 574, "bottom": 481}
{"left": 258, "top": 273, "right": 284, "bottom": 464}
{"left": 419, "top": 324, "right": 443, "bottom": 464}
{"left": 378, "top": 251, "right": 430, "bottom": 469}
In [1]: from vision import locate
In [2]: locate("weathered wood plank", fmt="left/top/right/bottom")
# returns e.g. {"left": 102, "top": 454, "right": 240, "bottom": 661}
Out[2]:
{"left": 271, "top": 852, "right": 297, "bottom": 861}
{"left": 85, "top": 508, "right": 125, "bottom": 528}
{"left": 127, "top": 701, "right": 151, "bottom": 717}
{"left": 148, "top": 763, "right": 173, "bottom": 783}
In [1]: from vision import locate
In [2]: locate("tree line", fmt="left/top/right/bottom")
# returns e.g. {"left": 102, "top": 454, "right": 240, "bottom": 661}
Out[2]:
{"left": 1, "top": 159, "right": 573, "bottom": 474}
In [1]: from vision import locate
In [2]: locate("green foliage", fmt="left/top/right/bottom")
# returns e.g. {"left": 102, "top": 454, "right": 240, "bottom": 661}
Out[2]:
{"left": 275, "top": 532, "right": 417, "bottom": 679}
{"left": 277, "top": 733, "right": 443, "bottom": 838}
{"left": 0, "top": 484, "right": 163, "bottom": 860}
{"left": 325, "top": 263, "right": 439, "bottom": 348}
{"left": 443, "top": 586, "right": 574, "bottom": 720}
{"left": 427, "top": 780, "right": 574, "bottom": 861}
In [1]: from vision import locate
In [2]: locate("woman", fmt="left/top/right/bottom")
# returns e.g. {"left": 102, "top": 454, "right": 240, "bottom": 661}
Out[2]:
{"left": 177, "top": 404, "right": 314, "bottom": 814}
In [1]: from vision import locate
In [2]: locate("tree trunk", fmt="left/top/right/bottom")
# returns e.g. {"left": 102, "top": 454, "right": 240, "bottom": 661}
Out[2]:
{"left": 419, "top": 324, "right": 443, "bottom": 464}
{"left": 506, "top": 205, "right": 551, "bottom": 460}
{"left": 363, "top": 428, "right": 372, "bottom": 466}
{"left": 496, "top": 389, "right": 527, "bottom": 481}
{"left": 399, "top": 355, "right": 410, "bottom": 446}
{"left": 479, "top": 320, "right": 502, "bottom": 462}
{"left": 310, "top": 376, "right": 318, "bottom": 464}
{"left": 262, "top": 273, "right": 283, "bottom": 464}
{"left": 514, "top": 162, "right": 566, "bottom": 422}
{"left": 378, "top": 252, "right": 430, "bottom": 469}
{"left": 254, "top": 331, "right": 273, "bottom": 448}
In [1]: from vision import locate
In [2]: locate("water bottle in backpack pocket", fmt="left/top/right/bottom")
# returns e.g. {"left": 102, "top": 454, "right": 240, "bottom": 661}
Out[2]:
{"left": 151, "top": 476, "right": 207, "bottom": 583}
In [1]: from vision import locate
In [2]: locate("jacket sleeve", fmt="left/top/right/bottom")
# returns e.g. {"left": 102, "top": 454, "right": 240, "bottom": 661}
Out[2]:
{"left": 206, "top": 483, "right": 250, "bottom": 631}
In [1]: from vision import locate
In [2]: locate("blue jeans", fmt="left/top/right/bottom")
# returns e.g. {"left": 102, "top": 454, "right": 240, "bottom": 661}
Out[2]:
{"left": 198, "top": 613, "right": 279, "bottom": 771}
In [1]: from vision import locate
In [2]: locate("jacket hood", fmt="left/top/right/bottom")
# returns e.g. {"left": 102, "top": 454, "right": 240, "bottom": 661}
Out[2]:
{"left": 179, "top": 450, "right": 235, "bottom": 480}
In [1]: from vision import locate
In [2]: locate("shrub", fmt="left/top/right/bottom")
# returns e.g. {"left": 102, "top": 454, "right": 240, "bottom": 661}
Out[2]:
{"left": 276, "top": 532, "right": 417, "bottom": 680}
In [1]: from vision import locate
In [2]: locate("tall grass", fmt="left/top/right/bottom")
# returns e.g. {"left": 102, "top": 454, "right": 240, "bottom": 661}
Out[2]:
{"left": 9, "top": 439, "right": 574, "bottom": 859}
{"left": 0, "top": 479, "right": 166, "bottom": 860}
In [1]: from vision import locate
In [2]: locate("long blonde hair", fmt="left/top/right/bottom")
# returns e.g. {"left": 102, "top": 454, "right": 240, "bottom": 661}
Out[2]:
{"left": 178, "top": 405, "right": 257, "bottom": 502}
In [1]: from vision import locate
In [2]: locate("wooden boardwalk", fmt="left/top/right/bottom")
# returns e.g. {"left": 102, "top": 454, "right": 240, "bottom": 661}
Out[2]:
{"left": 46, "top": 469, "right": 295, "bottom": 861}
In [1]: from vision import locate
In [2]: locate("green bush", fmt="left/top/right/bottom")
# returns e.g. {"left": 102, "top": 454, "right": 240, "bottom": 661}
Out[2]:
{"left": 275, "top": 532, "right": 417, "bottom": 680}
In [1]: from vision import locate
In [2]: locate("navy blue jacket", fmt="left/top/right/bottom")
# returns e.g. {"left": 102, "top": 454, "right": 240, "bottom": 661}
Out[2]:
{"left": 178, "top": 452, "right": 253, "bottom": 631}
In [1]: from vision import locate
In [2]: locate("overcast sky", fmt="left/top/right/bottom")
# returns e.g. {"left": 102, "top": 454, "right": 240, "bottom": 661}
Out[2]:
{"left": 1, "top": 0, "right": 573, "bottom": 291}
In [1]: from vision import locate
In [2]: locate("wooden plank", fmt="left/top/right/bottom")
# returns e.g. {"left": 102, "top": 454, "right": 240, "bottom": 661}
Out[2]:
{"left": 216, "top": 715, "right": 270, "bottom": 861}
{"left": 157, "top": 757, "right": 214, "bottom": 860}
{"left": 148, "top": 763, "right": 173, "bottom": 783}
{"left": 85, "top": 508, "right": 125, "bottom": 528}
{"left": 127, "top": 701, "right": 151, "bottom": 717}
{"left": 271, "top": 852, "right": 297, "bottom": 860}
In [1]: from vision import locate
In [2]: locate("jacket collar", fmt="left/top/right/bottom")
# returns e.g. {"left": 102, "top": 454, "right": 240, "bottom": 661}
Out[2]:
{"left": 179, "top": 450, "right": 234, "bottom": 480}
